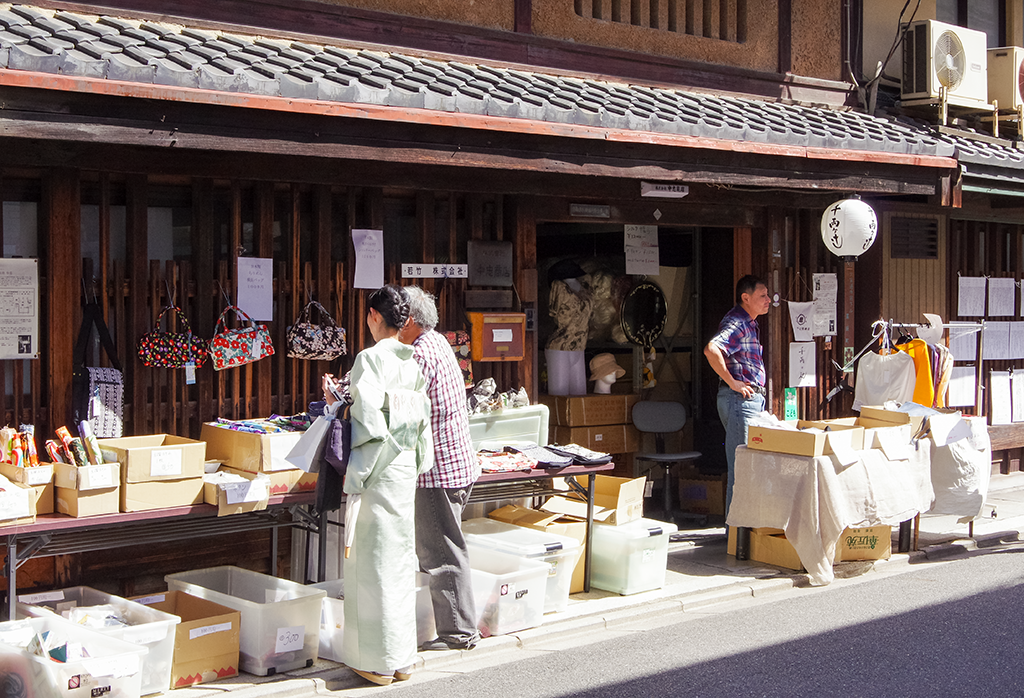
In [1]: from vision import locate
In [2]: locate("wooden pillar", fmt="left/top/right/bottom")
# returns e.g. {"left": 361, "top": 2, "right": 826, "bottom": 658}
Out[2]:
{"left": 125, "top": 175, "right": 148, "bottom": 435}
{"left": 511, "top": 196, "right": 538, "bottom": 402}
{"left": 43, "top": 169, "right": 81, "bottom": 431}
{"left": 192, "top": 179, "right": 215, "bottom": 426}
{"left": 255, "top": 182, "right": 274, "bottom": 418}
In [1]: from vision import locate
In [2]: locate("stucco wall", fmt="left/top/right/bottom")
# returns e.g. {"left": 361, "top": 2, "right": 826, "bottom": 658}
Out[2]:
{"left": 532, "top": 0, "right": 779, "bottom": 73}
{"left": 790, "top": 0, "right": 843, "bottom": 80}
{"left": 313, "top": 0, "right": 515, "bottom": 31}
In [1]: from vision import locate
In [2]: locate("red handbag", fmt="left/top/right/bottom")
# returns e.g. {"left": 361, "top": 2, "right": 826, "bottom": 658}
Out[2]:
{"left": 209, "top": 305, "right": 275, "bottom": 370}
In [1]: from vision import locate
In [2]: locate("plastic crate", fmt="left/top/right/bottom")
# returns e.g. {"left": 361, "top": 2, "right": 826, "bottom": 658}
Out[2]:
{"left": 164, "top": 566, "right": 325, "bottom": 676}
{"left": 590, "top": 517, "right": 678, "bottom": 595}
{"left": 0, "top": 615, "right": 148, "bottom": 698}
{"left": 17, "top": 586, "right": 179, "bottom": 695}
{"left": 462, "top": 518, "right": 581, "bottom": 613}
{"left": 467, "top": 547, "right": 548, "bottom": 636}
{"left": 310, "top": 572, "right": 435, "bottom": 663}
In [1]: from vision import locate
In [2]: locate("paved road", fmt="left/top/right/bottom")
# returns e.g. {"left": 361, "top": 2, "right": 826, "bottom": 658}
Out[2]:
{"left": 370, "top": 541, "right": 1024, "bottom": 697}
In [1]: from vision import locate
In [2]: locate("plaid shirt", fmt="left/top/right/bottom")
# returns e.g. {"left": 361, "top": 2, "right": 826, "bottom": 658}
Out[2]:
{"left": 709, "top": 305, "right": 765, "bottom": 388}
{"left": 412, "top": 330, "right": 479, "bottom": 488}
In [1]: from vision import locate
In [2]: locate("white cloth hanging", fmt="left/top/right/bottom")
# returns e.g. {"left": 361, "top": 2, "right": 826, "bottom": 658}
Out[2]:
{"left": 852, "top": 351, "right": 916, "bottom": 412}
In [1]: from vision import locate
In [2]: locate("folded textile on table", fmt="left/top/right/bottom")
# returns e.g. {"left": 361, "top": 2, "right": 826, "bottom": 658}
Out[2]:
{"left": 545, "top": 443, "right": 613, "bottom": 465}
{"left": 516, "top": 445, "right": 573, "bottom": 467}
{"left": 477, "top": 449, "right": 538, "bottom": 473}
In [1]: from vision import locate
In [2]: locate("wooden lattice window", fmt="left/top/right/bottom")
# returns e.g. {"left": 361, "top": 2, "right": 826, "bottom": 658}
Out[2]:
{"left": 574, "top": 0, "right": 748, "bottom": 42}
{"left": 890, "top": 215, "right": 940, "bottom": 259}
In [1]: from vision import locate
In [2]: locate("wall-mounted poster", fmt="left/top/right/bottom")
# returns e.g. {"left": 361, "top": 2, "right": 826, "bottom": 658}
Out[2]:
{"left": 0, "top": 259, "right": 38, "bottom": 359}
{"left": 237, "top": 257, "right": 273, "bottom": 321}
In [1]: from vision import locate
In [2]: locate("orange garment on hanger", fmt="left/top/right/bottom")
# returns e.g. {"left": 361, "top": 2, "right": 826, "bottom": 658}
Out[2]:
{"left": 895, "top": 339, "right": 935, "bottom": 407}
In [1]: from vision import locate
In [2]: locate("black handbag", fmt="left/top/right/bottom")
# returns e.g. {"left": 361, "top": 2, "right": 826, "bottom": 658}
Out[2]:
{"left": 71, "top": 302, "right": 124, "bottom": 438}
{"left": 315, "top": 408, "right": 351, "bottom": 514}
{"left": 287, "top": 301, "right": 347, "bottom": 361}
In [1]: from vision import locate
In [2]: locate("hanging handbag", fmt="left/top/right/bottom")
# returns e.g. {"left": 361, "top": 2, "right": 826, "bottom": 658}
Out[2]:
{"left": 286, "top": 300, "right": 347, "bottom": 360}
{"left": 137, "top": 305, "right": 209, "bottom": 369}
{"left": 71, "top": 302, "right": 124, "bottom": 438}
{"left": 209, "top": 305, "right": 275, "bottom": 370}
{"left": 443, "top": 330, "right": 474, "bottom": 388}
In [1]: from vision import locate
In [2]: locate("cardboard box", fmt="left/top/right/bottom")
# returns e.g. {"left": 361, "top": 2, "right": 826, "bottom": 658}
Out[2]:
{"left": 221, "top": 465, "right": 316, "bottom": 496}
{"left": 677, "top": 473, "right": 726, "bottom": 516}
{"left": 200, "top": 422, "right": 303, "bottom": 473}
{"left": 54, "top": 461, "right": 120, "bottom": 517}
{"left": 835, "top": 525, "right": 892, "bottom": 562}
{"left": 130, "top": 590, "right": 241, "bottom": 689}
{"left": 542, "top": 394, "right": 641, "bottom": 427}
{"left": 487, "top": 504, "right": 589, "bottom": 593}
{"left": 542, "top": 474, "right": 646, "bottom": 525}
{"left": 0, "top": 463, "right": 54, "bottom": 515}
{"left": 552, "top": 424, "right": 640, "bottom": 454}
{"left": 99, "top": 434, "right": 206, "bottom": 483}
{"left": 203, "top": 471, "right": 271, "bottom": 516}
{"left": 857, "top": 406, "right": 929, "bottom": 434}
{"left": 727, "top": 526, "right": 804, "bottom": 571}
{"left": 746, "top": 420, "right": 864, "bottom": 457}
{"left": 122, "top": 478, "right": 205, "bottom": 512}
{"left": 0, "top": 477, "right": 36, "bottom": 525}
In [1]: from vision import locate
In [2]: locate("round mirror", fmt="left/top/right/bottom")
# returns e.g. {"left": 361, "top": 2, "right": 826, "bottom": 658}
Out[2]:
{"left": 620, "top": 281, "right": 667, "bottom": 349}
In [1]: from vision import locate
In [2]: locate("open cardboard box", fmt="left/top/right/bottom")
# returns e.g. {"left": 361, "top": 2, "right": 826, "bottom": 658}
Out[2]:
{"left": 0, "top": 463, "right": 54, "bottom": 515}
{"left": 487, "top": 504, "right": 588, "bottom": 593}
{"left": 200, "top": 422, "right": 303, "bottom": 473}
{"left": 541, "top": 474, "right": 645, "bottom": 526}
{"left": 203, "top": 470, "right": 271, "bottom": 516}
{"left": 746, "top": 420, "right": 864, "bottom": 458}
{"left": 131, "top": 590, "right": 241, "bottom": 688}
{"left": 53, "top": 461, "right": 120, "bottom": 517}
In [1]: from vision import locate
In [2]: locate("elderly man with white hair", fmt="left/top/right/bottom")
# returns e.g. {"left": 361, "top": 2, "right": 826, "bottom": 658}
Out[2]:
{"left": 399, "top": 285, "right": 480, "bottom": 651}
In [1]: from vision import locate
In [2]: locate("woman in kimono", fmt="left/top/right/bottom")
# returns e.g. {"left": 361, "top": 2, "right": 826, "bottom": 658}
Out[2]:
{"left": 323, "top": 285, "right": 434, "bottom": 686}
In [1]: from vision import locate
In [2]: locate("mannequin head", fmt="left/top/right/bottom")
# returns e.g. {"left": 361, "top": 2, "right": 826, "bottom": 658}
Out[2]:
{"left": 593, "top": 372, "right": 618, "bottom": 394}
{"left": 588, "top": 353, "right": 625, "bottom": 394}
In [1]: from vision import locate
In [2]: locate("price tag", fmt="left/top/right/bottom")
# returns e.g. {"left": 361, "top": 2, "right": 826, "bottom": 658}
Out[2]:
{"left": 185, "top": 362, "right": 196, "bottom": 385}
{"left": 86, "top": 465, "right": 113, "bottom": 489}
{"left": 190, "top": 621, "right": 232, "bottom": 640}
{"left": 123, "top": 626, "right": 166, "bottom": 645}
{"left": 18, "top": 590, "right": 64, "bottom": 604}
{"left": 133, "top": 594, "right": 165, "bottom": 606}
{"left": 26, "top": 466, "right": 51, "bottom": 486}
{"left": 150, "top": 449, "right": 183, "bottom": 477}
{"left": 275, "top": 626, "right": 304, "bottom": 654}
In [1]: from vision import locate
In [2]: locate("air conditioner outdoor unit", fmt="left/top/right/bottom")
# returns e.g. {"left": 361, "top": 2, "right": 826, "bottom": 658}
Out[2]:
{"left": 988, "top": 46, "right": 1024, "bottom": 110}
{"left": 901, "top": 19, "right": 989, "bottom": 108}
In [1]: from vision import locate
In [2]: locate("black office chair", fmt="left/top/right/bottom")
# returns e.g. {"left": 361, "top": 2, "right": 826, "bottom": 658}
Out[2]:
{"left": 632, "top": 400, "right": 703, "bottom": 526}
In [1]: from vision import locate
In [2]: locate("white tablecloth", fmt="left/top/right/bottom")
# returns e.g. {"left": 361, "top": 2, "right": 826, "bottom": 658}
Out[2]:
{"left": 726, "top": 445, "right": 934, "bottom": 586}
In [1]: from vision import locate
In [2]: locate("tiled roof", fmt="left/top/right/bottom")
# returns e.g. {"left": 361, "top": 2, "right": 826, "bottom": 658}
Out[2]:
{"left": 0, "top": 3, "right": 979, "bottom": 161}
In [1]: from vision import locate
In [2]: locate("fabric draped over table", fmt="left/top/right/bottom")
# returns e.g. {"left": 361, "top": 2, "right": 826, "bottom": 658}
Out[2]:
{"left": 727, "top": 445, "right": 934, "bottom": 586}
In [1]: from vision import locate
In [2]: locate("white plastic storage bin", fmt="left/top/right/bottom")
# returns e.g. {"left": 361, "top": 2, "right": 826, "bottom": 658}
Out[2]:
{"left": 164, "top": 566, "right": 325, "bottom": 676}
{"left": 17, "top": 586, "right": 179, "bottom": 695}
{"left": 310, "top": 573, "right": 436, "bottom": 663}
{"left": 0, "top": 615, "right": 148, "bottom": 698}
{"left": 590, "top": 518, "right": 678, "bottom": 595}
{"left": 467, "top": 546, "right": 548, "bottom": 637}
{"left": 462, "top": 518, "right": 581, "bottom": 613}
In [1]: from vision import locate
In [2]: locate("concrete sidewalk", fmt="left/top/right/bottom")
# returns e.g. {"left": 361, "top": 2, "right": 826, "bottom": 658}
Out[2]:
{"left": 173, "top": 471, "right": 1024, "bottom": 697}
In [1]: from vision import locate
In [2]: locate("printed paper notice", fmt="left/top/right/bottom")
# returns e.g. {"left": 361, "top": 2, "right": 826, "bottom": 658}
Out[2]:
{"left": 237, "top": 257, "right": 274, "bottom": 321}
{"left": 949, "top": 326, "right": 978, "bottom": 361}
{"left": 789, "top": 342, "right": 816, "bottom": 388}
{"left": 788, "top": 301, "right": 813, "bottom": 342}
{"left": 988, "top": 278, "right": 1016, "bottom": 317}
{"left": 947, "top": 366, "right": 976, "bottom": 407}
{"left": 983, "top": 321, "right": 1011, "bottom": 360}
{"left": 1011, "top": 322, "right": 1024, "bottom": 360}
{"left": 1014, "top": 373, "right": 1024, "bottom": 423}
{"left": 990, "top": 371, "right": 1012, "bottom": 425}
{"left": 812, "top": 273, "right": 838, "bottom": 337}
{"left": 0, "top": 258, "right": 39, "bottom": 360}
{"left": 958, "top": 277, "right": 986, "bottom": 316}
{"left": 352, "top": 229, "right": 385, "bottom": 289}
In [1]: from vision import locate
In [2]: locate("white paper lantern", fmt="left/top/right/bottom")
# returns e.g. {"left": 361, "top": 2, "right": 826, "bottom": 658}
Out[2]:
{"left": 820, "top": 198, "right": 877, "bottom": 259}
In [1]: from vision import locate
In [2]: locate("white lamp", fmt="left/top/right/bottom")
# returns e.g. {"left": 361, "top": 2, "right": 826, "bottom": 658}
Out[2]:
{"left": 820, "top": 197, "right": 877, "bottom": 261}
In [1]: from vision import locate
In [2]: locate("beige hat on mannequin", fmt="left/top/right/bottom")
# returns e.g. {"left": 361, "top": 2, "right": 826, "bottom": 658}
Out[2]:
{"left": 589, "top": 353, "right": 626, "bottom": 381}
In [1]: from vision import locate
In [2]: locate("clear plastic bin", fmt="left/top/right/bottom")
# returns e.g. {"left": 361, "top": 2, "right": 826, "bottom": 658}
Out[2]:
{"left": 462, "top": 518, "right": 581, "bottom": 613}
{"left": 0, "top": 615, "right": 148, "bottom": 698}
{"left": 590, "top": 517, "right": 678, "bottom": 595}
{"left": 310, "top": 572, "right": 436, "bottom": 663}
{"left": 467, "top": 404, "right": 550, "bottom": 451}
{"left": 17, "top": 586, "right": 179, "bottom": 695}
{"left": 165, "top": 566, "right": 325, "bottom": 676}
{"left": 467, "top": 547, "right": 548, "bottom": 636}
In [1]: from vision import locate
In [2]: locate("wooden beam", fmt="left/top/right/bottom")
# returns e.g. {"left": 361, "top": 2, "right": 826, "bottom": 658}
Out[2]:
{"left": 125, "top": 175, "right": 148, "bottom": 435}
{"left": 43, "top": 168, "right": 80, "bottom": 431}
{"left": 191, "top": 178, "right": 215, "bottom": 427}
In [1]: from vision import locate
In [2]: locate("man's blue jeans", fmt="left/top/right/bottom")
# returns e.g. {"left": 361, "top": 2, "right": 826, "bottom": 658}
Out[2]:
{"left": 717, "top": 385, "right": 765, "bottom": 516}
